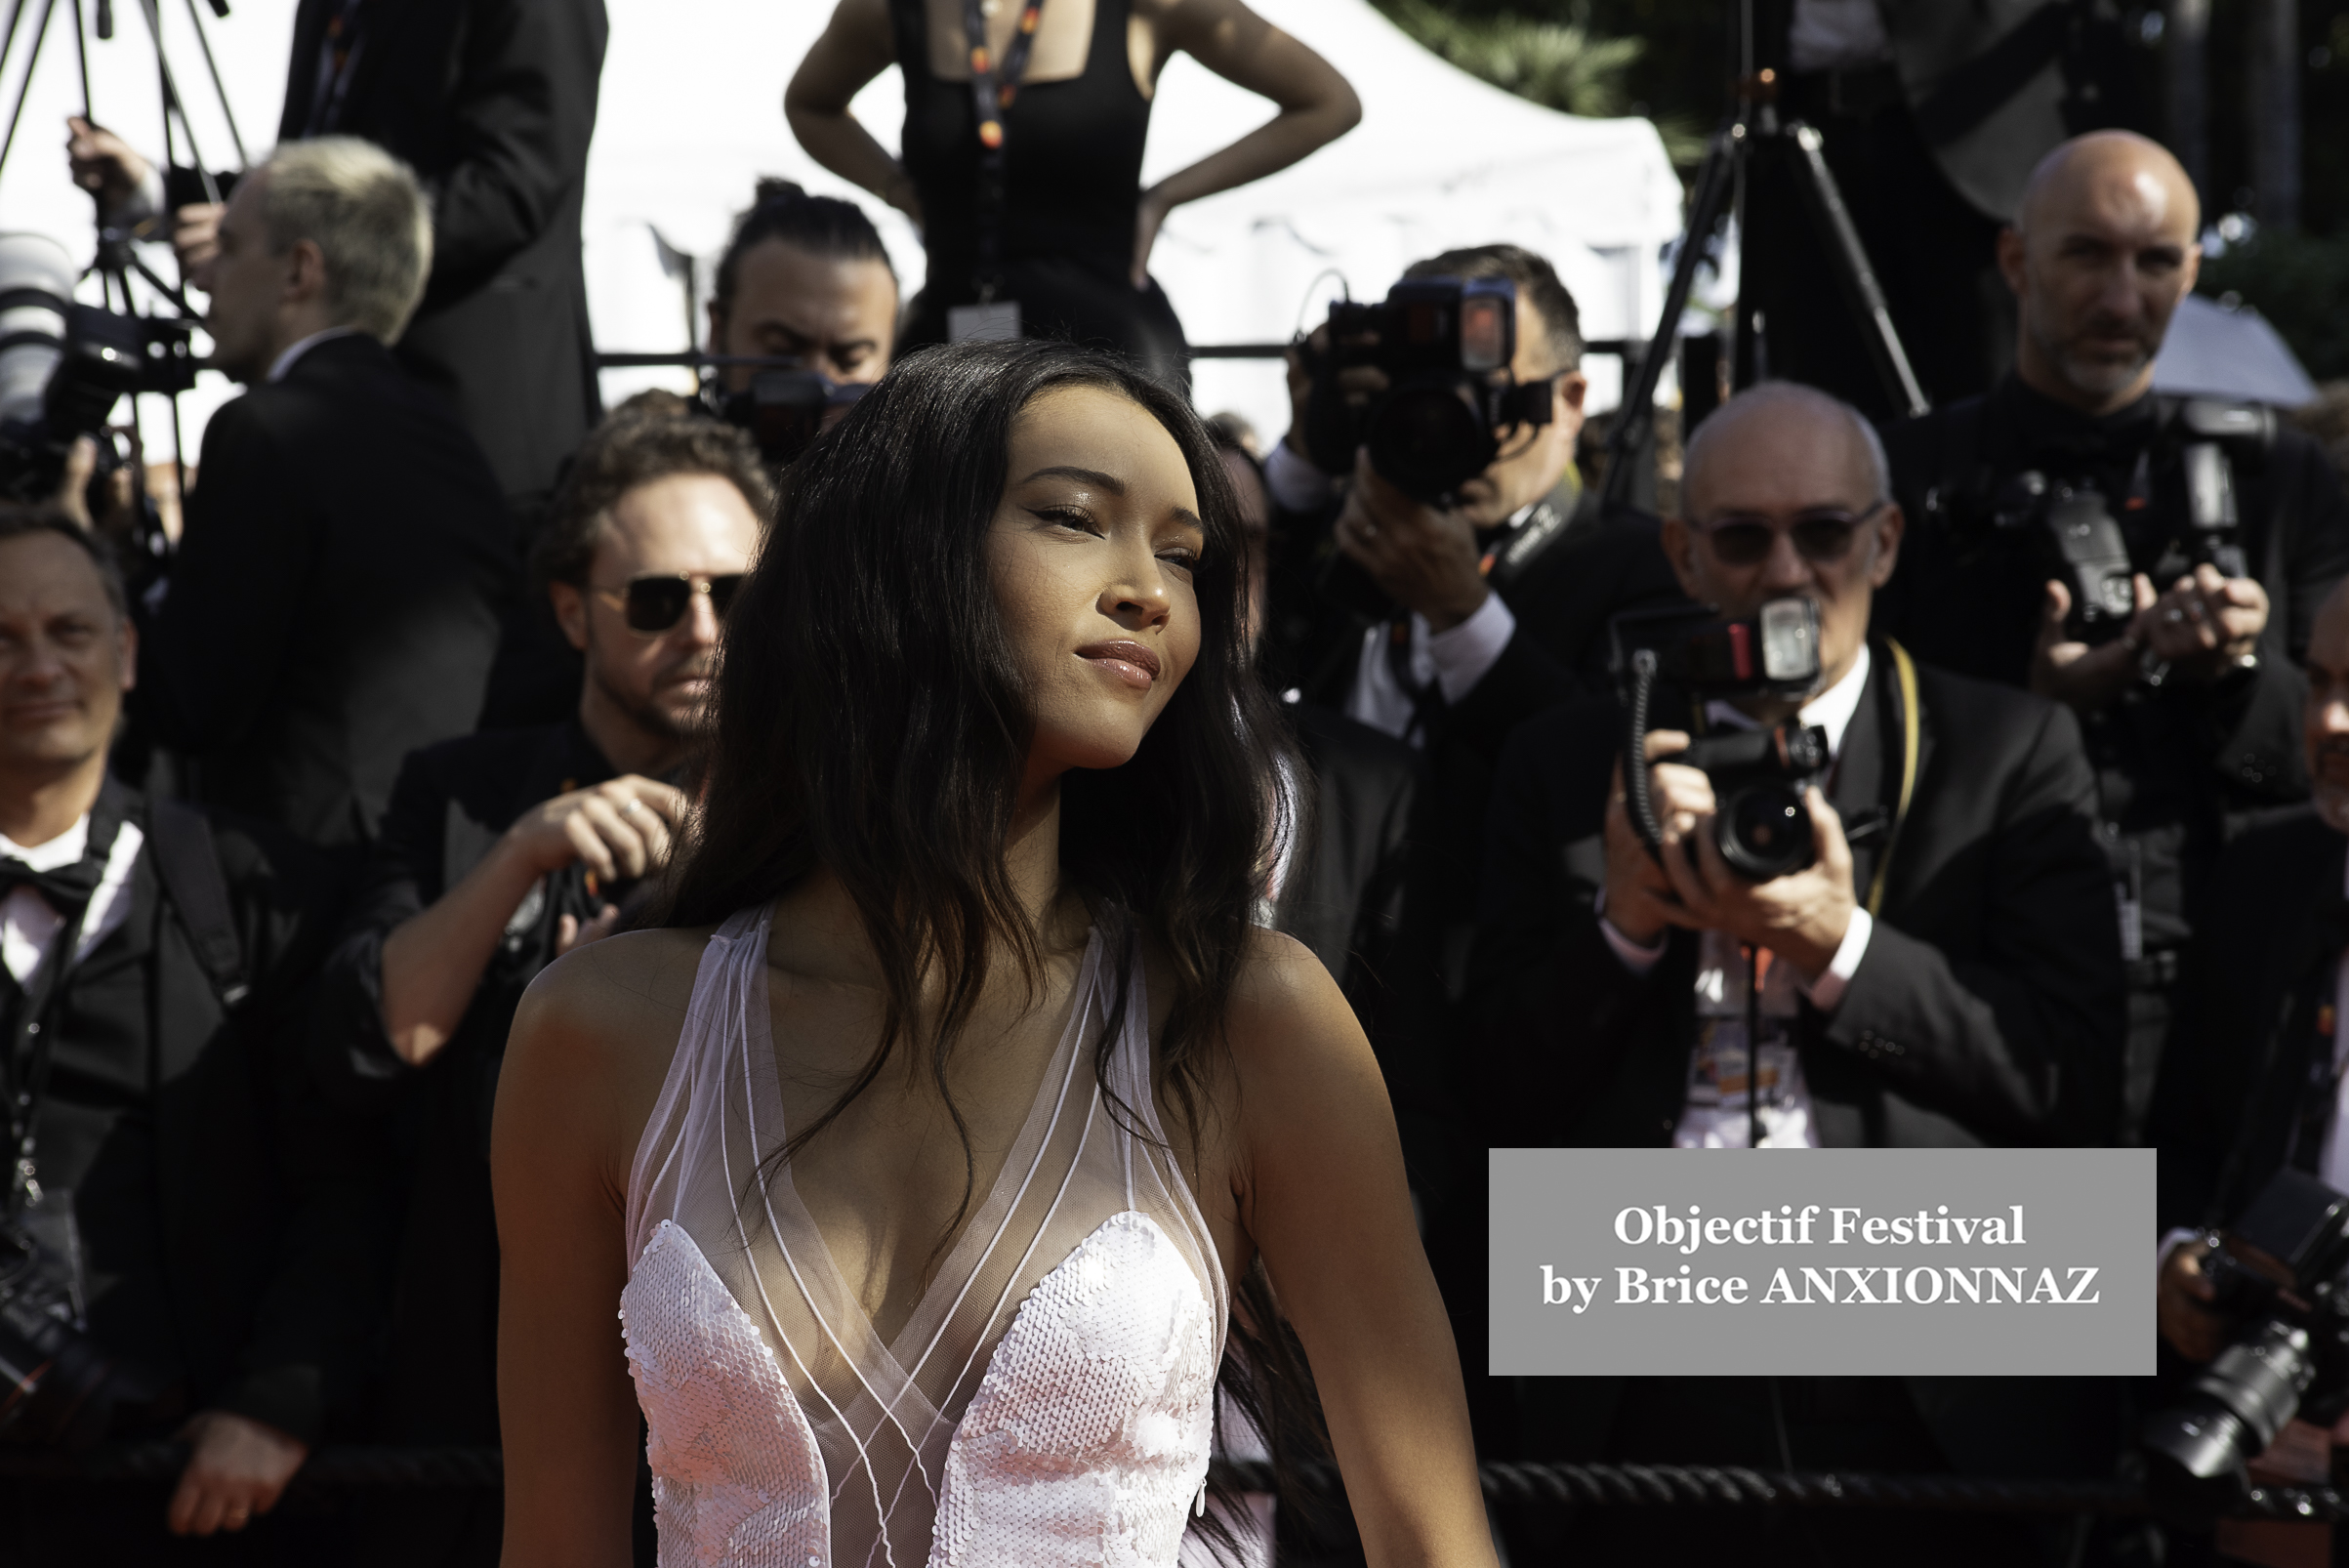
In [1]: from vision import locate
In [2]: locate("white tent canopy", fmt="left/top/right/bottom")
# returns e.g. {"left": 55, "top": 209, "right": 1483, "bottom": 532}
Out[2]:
{"left": 0, "top": 0, "right": 1681, "bottom": 456}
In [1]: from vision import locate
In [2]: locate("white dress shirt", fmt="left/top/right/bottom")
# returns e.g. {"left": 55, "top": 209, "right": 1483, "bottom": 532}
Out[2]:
{"left": 0, "top": 813, "right": 145, "bottom": 987}
{"left": 267, "top": 325, "right": 365, "bottom": 384}
{"left": 1595, "top": 646, "right": 1881, "bottom": 1148}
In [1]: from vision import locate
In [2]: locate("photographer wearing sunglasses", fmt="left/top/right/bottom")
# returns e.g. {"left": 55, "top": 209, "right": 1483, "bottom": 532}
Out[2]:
{"left": 1472, "top": 383, "right": 2125, "bottom": 1564}
{"left": 308, "top": 397, "right": 771, "bottom": 1559}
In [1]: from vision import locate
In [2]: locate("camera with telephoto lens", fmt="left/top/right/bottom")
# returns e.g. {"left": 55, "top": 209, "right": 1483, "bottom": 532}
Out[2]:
{"left": 710, "top": 367, "right": 870, "bottom": 468}
{"left": 2140, "top": 1168, "right": 2349, "bottom": 1513}
{"left": 0, "top": 232, "right": 198, "bottom": 505}
{"left": 1954, "top": 397, "right": 2276, "bottom": 645}
{"left": 1611, "top": 598, "right": 1829, "bottom": 882}
{"left": 0, "top": 1222, "right": 132, "bottom": 1450}
{"left": 1297, "top": 275, "right": 1554, "bottom": 506}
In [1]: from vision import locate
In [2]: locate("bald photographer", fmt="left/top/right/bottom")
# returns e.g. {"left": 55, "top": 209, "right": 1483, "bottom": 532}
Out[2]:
{"left": 1472, "top": 383, "right": 2124, "bottom": 1563}
{"left": 1878, "top": 132, "right": 2349, "bottom": 1143}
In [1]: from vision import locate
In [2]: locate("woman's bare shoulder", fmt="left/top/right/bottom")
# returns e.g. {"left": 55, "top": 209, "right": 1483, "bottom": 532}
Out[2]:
{"left": 511, "top": 927, "right": 719, "bottom": 1093}
{"left": 1227, "top": 927, "right": 1362, "bottom": 1051}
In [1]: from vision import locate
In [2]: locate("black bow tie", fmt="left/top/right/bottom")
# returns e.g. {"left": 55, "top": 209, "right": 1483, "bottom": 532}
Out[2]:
{"left": 0, "top": 854, "right": 104, "bottom": 919}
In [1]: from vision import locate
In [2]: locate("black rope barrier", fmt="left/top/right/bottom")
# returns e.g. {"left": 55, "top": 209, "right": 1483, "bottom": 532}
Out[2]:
{"left": 0, "top": 1445, "right": 2337, "bottom": 1524}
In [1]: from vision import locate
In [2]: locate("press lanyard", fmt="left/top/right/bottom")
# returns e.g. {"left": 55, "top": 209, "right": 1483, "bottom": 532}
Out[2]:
{"left": 960, "top": 0, "right": 1048, "bottom": 305}
{"left": 5, "top": 905, "right": 92, "bottom": 1220}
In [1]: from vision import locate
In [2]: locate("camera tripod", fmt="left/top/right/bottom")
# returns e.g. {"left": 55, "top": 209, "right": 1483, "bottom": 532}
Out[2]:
{"left": 0, "top": 0, "right": 246, "bottom": 501}
{"left": 1602, "top": 12, "right": 1930, "bottom": 511}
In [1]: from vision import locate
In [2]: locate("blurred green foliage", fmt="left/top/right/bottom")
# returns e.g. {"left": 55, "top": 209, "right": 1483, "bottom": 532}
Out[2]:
{"left": 2199, "top": 232, "right": 2349, "bottom": 381}
{"left": 1374, "top": 0, "right": 1710, "bottom": 164}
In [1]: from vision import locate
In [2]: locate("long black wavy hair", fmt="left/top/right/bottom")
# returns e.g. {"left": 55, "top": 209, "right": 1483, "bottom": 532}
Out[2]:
{"left": 652, "top": 339, "right": 1322, "bottom": 1542}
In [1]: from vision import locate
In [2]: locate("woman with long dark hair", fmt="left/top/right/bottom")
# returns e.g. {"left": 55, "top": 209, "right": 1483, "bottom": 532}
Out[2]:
{"left": 491, "top": 341, "right": 1490, "bottom": 1566}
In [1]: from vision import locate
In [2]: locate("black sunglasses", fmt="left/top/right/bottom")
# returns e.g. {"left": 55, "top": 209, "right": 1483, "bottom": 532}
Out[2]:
{"left": 593, "top": 573, "right": 745, "bottom": 635}
{"left": 1695, "top": 500, "right": 1889, "bottom": 567}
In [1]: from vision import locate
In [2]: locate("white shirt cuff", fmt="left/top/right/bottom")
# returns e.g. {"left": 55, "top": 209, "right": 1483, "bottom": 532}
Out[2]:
{"left": 1264, "top": 438, "right": 1335, "bottom": 514}
{"left": 1592, "top": 890, "right": 1667, "bottom": 975}
{"left": 2158, "top": 1226, "right": 2203, "bottom": 1276}
{"left": 1798, "top": 907, "right": 1872, "bottom": 1011}
{"left": 1425, "top": 593, "right": 1515, "bottom": 705}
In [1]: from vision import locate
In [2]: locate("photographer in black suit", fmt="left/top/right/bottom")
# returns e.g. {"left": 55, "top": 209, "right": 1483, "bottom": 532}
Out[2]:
{"left": 70, "top": 0, "right": 607, "bottom": 506}
{"left": 1878, "top": 133, "right": 2349, "bottom": 1144}
{"left": 2150, "top": 578, "right": 2349, "bottom": 1362}
{"left": 309, "top": 399, "right": 767, "bottom": 1567}
{"left": 134, "top": 139, "right": 513, "bottom": 854}
{"left": 0, "top": 510, "right": 372, "bottom": 1562}
{"left": 1474, "top": 383, "right": 2124, "bottom": 1564}
{"left": 1263, "top": 243, "right": 1680, "bottom": 1185}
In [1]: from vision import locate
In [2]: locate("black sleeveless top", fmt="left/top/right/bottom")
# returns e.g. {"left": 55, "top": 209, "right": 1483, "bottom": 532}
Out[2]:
{"left": 889, "top": 0, "right": 1189, "bottom": 390}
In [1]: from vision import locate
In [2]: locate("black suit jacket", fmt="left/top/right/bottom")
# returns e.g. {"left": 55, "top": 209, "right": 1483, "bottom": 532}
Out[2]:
{"left": 310, "top": 720, "right": 616, "bottom": 1448}
{"left": 25, "top": 783, "right": 374, "bottom": 1444}
{"left": 140, "top": 334, "right": 514, "bottom": 850}
{"left": 1273, "top": 700, "right": 1415, "bottom": 983}
{"left": 2149, "top": 808, "right": 2349, "bottom": 1232}
{"left": 279, "top": 0, "right": 607, "bottom": 500}
{"left": 1473, "top": 645, "right": 2126, "bottom": 1149}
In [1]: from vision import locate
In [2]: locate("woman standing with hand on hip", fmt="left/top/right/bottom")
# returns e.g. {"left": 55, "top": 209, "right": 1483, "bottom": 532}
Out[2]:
{"left": 491, "top": 341, "right": 1491, "bottom": 1567}
{"left": 785, "top": 0, "right": 1359, "bottom": 394}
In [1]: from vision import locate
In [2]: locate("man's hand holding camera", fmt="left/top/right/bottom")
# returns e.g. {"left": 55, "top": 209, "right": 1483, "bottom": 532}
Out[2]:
{"left": 2033, "top": 565, "right": 2268, "bottom": 712}
{"left": 2157, "top": 1236, "right": 2225, "bottom": 1363}
{"left": 1603, "top": 728, "right": 1857, "bottom": 981}
{"left": 501, "top": 776, "right": 688, "bottom": 953}
{"left": 1332, "top": 448, "right": 1490, "bottom": 631}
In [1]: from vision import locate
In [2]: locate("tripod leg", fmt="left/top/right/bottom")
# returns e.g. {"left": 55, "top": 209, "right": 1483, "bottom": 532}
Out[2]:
{"left": 179, "top": 0, "right": 240, "bottom": 165}
{"left": 0, "top": 0, "right": 57, "bottom": 178}
{"left": 1603, "top": 122, "right": 1742, "bottom": 512}
{"left": 1782, "top": 120, "right": 1930, "bottom": 419}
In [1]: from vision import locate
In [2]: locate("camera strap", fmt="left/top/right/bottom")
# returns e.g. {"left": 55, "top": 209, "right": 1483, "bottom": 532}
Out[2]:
{"left": 1861, "top": 640, "right": 1921, "bottom": 919}
{"left": 4, "top": 902, "right": 94, "bottom": 1223}
{"left": 960, "top": 0, "right": 1049, "bottom": 308}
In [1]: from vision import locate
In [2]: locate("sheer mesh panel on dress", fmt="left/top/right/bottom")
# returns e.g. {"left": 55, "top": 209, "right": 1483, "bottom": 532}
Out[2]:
{"left": 623, "top": 907, "right": 1231, "bottom": 1567}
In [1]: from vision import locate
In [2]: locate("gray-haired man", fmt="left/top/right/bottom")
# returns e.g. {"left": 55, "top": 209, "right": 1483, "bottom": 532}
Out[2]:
{"left": 132, "top": 138, "right": 514, "bottom": 855}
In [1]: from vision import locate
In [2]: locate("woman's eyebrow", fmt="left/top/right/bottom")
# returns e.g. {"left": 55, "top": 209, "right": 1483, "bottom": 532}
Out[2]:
{"left": 1019, "top": 465, "right": 1126, "bottom": 493}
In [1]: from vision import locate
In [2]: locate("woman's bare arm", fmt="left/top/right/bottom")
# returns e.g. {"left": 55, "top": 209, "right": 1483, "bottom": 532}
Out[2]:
{"left": 1129, "top": 0, "right": 1360, "bottom": 284}
{"left": 1227, "top": 932, "right": 1496, "bottom": 1567}
{"left": 785, "top": 0, "right": 924, "bottom": 222}
{"left": 493, "top": 934, "right": 693, "bottom": 1568}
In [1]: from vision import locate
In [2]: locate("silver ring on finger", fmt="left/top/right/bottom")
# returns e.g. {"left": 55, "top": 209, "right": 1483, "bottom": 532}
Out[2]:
{"left": 2164, "top": 607, "right": 2184, "bottom": 623}
{"left": 621, "top": 798, "right": 643, "bottom": 816}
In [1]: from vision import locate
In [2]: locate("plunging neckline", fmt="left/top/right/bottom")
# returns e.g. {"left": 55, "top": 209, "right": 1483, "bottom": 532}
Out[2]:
{"left": 622, "top": 903, "right": 1234, "bottom": 1566}
{"left": 746, "top": 922, "right": 1111, "bottom": 1382}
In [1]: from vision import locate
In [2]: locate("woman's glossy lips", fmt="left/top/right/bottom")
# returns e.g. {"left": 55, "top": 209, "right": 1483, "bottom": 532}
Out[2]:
{"left": 1075, "top": 639, "right": 1161, "bottom": 691}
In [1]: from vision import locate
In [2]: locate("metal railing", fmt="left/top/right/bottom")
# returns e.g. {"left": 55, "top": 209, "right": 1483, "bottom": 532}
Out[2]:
{"left": 0, "top": 1444, "right": 2326, "bottom": 1524}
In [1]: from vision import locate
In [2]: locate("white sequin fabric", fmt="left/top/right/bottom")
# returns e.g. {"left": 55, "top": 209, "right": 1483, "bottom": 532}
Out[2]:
{"left": 621, "top": 908, "right": 1232, "bottom": 1568}
{"left": 620, "top": 1221, "right": 830, "bottom": 1566}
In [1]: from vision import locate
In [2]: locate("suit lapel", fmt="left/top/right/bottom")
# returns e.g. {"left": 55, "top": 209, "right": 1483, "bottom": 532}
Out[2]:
{"left": 1827, "top": 651, "right": 1887, "bottom": 906}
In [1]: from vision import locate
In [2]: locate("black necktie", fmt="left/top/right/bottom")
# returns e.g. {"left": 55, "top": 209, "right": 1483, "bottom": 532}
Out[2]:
{"left": 0, "top": 855, "right": 103, "bottom": 921}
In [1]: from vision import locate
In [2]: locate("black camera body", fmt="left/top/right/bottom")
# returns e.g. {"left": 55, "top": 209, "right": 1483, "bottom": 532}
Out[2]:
{"left": 1612, "top": 599, "right": 1830, "bottom": 882}
{"left": 1298, "top": 275, "right": 1553, "bottom": 506}
{"left": 0, "top": 292, "right": 200, "bottom": 505}
{"left": 0, "top": 1223, "right": 130, "bottom": 1450}
{"left": 711, "top": 369, "right": 870, "bottom": 468}
{"left": 2142, "top": 1169, "right": 2349, "bottom": 1509}
{"left": 1945, "top": 396, "right": 2275, "bottom": 645}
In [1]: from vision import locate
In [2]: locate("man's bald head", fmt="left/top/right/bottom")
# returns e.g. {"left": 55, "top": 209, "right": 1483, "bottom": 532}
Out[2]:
{"left": 1664, "top": 383, "right": 1902, "bottom": 712}
{"left": 1681, "top": 381, "right": 1886, "bottom": 520}
{"left": 2000, "top": 131, "right": 2203, "bottom": 414}
{"left": 2017, "top": 131, "right": 2201, "bottom": 241}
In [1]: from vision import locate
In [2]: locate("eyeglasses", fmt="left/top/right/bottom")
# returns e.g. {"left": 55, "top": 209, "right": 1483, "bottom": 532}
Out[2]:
{"left": 1692, "top": 501, "right": 1890, "bottom": 567}
{"left": 591, "top": 573, "right": 745, "bottom": 635}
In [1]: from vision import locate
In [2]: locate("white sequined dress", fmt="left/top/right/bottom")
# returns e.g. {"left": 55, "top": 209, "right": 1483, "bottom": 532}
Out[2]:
{"left": 619, "top": 906, "right": 1232, "bottom": 1567}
